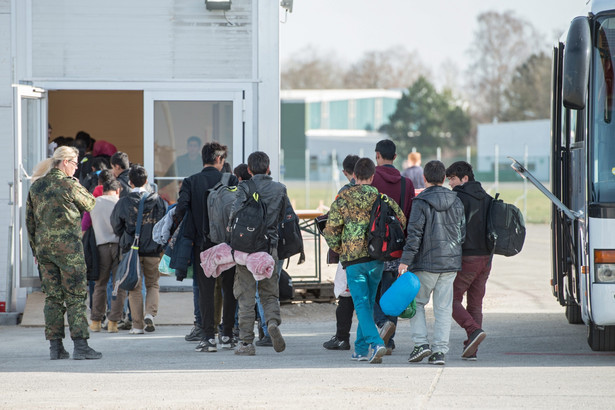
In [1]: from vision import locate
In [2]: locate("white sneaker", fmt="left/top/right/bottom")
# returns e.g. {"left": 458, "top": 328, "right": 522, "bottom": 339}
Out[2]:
{"left": 129, "top": 328, "right": 144, "bottom": 335}
{"left": 144, "top": 314, "right": 156, "bottom": 332}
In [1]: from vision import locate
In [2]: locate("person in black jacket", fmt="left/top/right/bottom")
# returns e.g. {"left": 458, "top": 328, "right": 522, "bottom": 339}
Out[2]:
{"left": 173, "top": 142, "right": 239, "bottom": 353}
{"left": 446, "top": 161, "right": 492, "bottom": 361}
{"left": 111, "top": 165, "right": 166, "bottom": 334}
{"left": 398, "top": 160, "right": 465, "bottom": 366}
{"left": 110, "top": 151, "right": 131, "bottom": 197}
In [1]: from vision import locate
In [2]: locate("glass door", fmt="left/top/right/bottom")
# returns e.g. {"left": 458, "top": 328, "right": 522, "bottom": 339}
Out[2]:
{"left": 144, "top": 91, "right": 246, "bottom": 204}
{"left": 13, "top": 85, "right": 48, "bottom": 287}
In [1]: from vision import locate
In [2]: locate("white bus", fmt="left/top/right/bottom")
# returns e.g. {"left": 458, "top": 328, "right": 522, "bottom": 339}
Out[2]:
{"left": 513, "top": 0, "right": 615, "bottom": 350}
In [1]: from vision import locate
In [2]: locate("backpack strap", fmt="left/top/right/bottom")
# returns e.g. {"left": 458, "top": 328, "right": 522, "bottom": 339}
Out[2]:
{"left": 134, "top": 192, "right": 149, "bottom": 242}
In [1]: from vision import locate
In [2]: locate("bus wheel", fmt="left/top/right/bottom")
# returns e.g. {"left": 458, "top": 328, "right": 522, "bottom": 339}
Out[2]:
{"left": 587, "top": 322, "right": 615, "bottom": 351}
{"left": 565, "top": 296, "right": 583, "bottom": 324}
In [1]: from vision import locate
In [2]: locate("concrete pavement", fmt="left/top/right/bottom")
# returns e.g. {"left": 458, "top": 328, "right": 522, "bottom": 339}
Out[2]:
{"left": 2, "top": 224, "right": 615, "bottom": 409}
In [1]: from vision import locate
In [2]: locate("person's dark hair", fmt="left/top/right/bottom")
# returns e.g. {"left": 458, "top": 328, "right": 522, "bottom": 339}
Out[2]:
{"left": 72, "top": 138, "right": 88, "bottom": 156}
{"left": 247, "top": 151, "right": 270, "bottom": 175}
{"left": 128, "top": 164, "right": 148, "bottom": 187}
{"left": 97, "top": 169, "right": 115, "bottom": 186}
{"left": 201, "top": 142, "right": 228, "bottom": 165}
{"left": 375, "top": 139, "right": 396, "bottom": 160}
{"left": 424, "top": 160, "right": 446, "bottom": 184}
{"left": 342, "top": 155, "right": 360, "bottom": 174}
{"left": 110, "top": 151, "right": 130, "bottom": 170}
{"left": 445, "top": 161, "right": 475, "bottom": 182}
{"left": 75, "top": 131, "right": 95, "bottom": 151}
{"left": 91, "top": 157, "right": 109, "bottom": 172}
{"left": 103, "top": 179, "right": 121, "bottom": 193}
{"left": 353, "top": 157, "right": 376, "bottom": 181}
{"left": 187, "top": 136, "right": 202, "bottom": 146}
{"left": 52, "top": 136, "right": 74, "bottom": 147}
{"left": 233, "top": 163, "right": 251, "bottom": 181}
{"left": 222, "top": 162, "right": 232, "bottom": 173}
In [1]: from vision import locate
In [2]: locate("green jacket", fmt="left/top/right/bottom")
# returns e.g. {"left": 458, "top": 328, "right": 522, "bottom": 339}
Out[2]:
{"left": 323, "top": 184, "right": 406, "bottom": 267}
{"left": 26, "top": 168, "right": 95, "bottom": 257}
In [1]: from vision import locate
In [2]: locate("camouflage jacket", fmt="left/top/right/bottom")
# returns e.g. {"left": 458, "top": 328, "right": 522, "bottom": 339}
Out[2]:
{"left": 323, "top": 184, "right": 406, "bottom": 267}
{"left": 26, "top": 168, "right": 95, "bottom": 257}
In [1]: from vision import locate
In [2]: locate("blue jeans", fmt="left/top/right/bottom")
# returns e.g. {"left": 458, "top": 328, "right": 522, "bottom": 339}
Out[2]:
{"left": 373, "top": 270, "right": 398, "bottom": 342}
{"left": 346, "top": 259, "right": 384, "bottom": 355}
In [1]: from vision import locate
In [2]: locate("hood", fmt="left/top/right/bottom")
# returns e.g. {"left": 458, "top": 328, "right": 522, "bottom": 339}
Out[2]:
{"left": 92, "top": 140, "right": 117, "bottom": 157}
{"left": 417, "top": 185, "right": 458, "bottom": 212}
{"left": 375, "top": 165, "right": 402, "bottom": 184}
{"left": 454, "top": 181, "right": 488, "bottom": 200}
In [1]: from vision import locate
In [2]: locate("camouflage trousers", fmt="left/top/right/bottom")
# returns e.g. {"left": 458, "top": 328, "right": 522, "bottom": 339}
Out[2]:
{"left": 38, "top": 252, "right": 89, "bottom": 341}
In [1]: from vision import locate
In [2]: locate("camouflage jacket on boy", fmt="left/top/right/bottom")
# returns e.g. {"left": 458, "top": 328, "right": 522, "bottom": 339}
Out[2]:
{"left": 323, "top": 184, "right": 406, "bottom": 268}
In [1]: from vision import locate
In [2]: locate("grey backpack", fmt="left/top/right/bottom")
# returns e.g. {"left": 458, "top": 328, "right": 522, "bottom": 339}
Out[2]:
{"left": 207, "top": 173, "right": 238, "bottom": 244}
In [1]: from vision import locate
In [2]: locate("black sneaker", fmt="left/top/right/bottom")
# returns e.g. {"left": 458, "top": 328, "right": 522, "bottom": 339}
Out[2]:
{"left": 408, "top": 344, "right": 432, "bottom": 363}
{"left": 255, "top": 336, "right": 273, "bottom": 347}
{"left": 462, "top": 329, "right": 486, "bottom": 358}
{"left": 323, "top": 336, "right": 351, "bottom": 351}
{"left": 185, "top": 325, "right": 204, "bottom": 342}
{"left": 428, "top": 352, "right": 445, "bottom": 365}
{"left": 218, "top": 335, "right": 237, "bottom": 350}
{"left": 195, "top": 338, "right": 217, "bottom": 352}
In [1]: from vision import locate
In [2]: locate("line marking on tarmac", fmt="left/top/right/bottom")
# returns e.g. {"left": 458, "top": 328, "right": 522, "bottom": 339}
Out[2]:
{"left": 504, "top": 352, "right": 615, "bottom": 356}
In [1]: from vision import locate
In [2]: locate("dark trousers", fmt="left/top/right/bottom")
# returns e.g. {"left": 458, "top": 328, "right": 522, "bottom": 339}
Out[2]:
{"left": 194, "top": 247, "right": 237, "bottom": 339}
{"left": 373, "top": 270, "right": 398, "bottom": 347}
{"left": 335, "top": 295, "right": 354, "bottom": 342}
{"left": 452, "top": 255, "right": 492, "bottom": 342}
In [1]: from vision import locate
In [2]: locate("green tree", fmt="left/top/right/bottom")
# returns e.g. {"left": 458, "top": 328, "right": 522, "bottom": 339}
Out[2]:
{"left": 502, "top": 52, "right": 551, "bottom": 121}
{"left": 382, "top": 76, "right": 471, "bottom": 159}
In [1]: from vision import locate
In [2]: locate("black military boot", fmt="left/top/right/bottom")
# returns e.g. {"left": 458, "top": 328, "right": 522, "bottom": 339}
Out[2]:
{"left": 73, "top": 338, "right": 102, "bottom": 360}
{"left": 49, "top": 339, "right": 70, "bottom": 360}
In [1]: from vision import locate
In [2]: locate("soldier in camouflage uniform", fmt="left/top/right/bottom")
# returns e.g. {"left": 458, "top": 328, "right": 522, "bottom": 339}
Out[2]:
{"left": 26, "top": 146, "right": 102, "bottom": 360}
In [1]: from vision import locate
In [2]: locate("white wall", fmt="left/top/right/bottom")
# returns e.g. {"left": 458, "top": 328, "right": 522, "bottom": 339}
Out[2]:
{"left": 0, "top": 4, "right": 12, "bottom": 306}
{"left": 477, "top": 120, "right": 550, "bottom": 180}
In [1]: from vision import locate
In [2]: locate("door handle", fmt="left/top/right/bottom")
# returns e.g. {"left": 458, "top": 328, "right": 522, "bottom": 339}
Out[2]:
{"left": 8, "top": 181, "right": 13, "bottom": 205}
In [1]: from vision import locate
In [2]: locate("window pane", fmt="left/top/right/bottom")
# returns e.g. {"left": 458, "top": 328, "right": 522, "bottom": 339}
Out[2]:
{"left": 154, "top": 100, "right": 233, "bottom": 203}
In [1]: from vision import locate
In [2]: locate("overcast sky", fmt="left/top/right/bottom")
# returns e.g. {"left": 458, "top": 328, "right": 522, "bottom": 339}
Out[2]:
{"left": 280, "top": 0, "right": 589, "bottom": 72}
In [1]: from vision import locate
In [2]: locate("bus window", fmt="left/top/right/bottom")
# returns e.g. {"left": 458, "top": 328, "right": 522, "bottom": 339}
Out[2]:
{"left": 591, "top": 17, "right": 615, "bottom": 202}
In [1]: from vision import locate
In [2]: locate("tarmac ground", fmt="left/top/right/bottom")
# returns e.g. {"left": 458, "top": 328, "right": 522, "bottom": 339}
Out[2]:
{"left": 2, "top": 224, "right": 615, "bottom": 409}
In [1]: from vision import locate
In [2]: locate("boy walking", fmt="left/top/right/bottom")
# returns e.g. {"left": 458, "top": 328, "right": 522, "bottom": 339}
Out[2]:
{"left": 324, "top": 158, "right": 406, "bottom": 364}
{"left": 398, "top": 160, "right": 465, "bottom": 365}
{"left": 446, "top": 161, "right": 492, "bottom": 360}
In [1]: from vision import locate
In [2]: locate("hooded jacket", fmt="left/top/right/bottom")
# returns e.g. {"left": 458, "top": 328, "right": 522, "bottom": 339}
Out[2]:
{"left": 372, "top": 165, "right": 414, "bottom": 221}
{"left": 111, "top": 190, "right": 167, "bottom": 256}
{"left": 400, "top": 185, "right": 466, "bottom": 273}
{"left": 453, "top": 181, "right": 492, "bottom": 256}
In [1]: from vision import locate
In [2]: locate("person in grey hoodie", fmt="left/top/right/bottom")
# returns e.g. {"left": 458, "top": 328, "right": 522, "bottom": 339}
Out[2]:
{"left": 398, "top": 160, "right": 465, "bottom": 366}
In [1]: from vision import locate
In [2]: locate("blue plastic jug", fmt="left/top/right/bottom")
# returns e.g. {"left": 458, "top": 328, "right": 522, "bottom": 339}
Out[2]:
{"left": 380, "top": 271, "right": 420, "bottom": 316}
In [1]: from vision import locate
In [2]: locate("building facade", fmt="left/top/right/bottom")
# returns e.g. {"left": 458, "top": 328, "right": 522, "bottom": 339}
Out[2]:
{"left": 1, "top": 0, "right": 282, "bottom": 314}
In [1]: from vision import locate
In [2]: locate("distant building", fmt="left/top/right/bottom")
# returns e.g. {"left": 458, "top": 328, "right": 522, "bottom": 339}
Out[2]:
{"left": 477, "top": 120, "right": 550, "bottom": 181}
{"left": 281, "top": 89, "right": 402, "bottom": 180}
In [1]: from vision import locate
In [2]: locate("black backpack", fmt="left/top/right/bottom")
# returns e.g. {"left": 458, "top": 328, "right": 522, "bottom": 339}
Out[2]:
{"left": 277, "top": 201, "right": 306, "bottom": 263}
{"left": 207, "top": 173, "right": 237, "bottom": 244}
{"left": 279, "top": 268, "right": 294, "bottom": 301}
{"left": 486, "top": 193, "right": 526, "bottom": 257}
{"left": 367, "top": 193, "right": 406, "bottom": 261}
{"left": 229, "top": 179, "right": 269, "bottom": 253}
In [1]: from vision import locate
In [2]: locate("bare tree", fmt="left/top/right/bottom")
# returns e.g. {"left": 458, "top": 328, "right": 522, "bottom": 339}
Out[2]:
{"left": 343, "top": 46, "right": 431, "bottom": 89}
{"left": 466, "top": 11, "right": 541, "bottom": 123}
{"left": 281, "top": 46, "right": 346, "bottom": 89}
{"left": 502, "top": 52, "right": 551, "bottom": 121}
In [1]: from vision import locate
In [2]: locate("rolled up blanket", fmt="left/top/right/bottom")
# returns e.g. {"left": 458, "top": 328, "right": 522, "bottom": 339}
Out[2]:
{"left": 200, "top": 243, "right": 235, "bottom": 278}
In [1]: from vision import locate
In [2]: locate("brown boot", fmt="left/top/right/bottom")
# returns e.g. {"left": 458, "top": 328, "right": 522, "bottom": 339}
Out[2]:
{"left": 107, "top": 321, "right": 118, "bottom": 333}
{"left": 89, "top": 320, "right": 101, "bottom": 332}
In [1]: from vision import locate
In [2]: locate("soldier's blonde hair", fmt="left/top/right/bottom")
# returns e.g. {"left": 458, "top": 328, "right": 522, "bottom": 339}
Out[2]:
{"left": 31, "top": 146, "right": 79, "bottom": 182}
